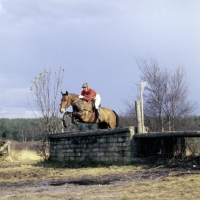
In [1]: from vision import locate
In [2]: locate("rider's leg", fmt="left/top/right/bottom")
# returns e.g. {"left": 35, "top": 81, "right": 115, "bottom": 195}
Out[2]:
{"left": 94, "top": 94, "right": 101, "bottom": 121}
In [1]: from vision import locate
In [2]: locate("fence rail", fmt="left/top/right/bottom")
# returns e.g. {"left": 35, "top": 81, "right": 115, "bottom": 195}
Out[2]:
{"left": 134, "top": 131, "right": 200, "bottom": 138}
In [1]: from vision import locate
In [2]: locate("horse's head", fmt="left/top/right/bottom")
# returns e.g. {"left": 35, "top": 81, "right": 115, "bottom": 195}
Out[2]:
{"left": 60, "top": 91, "right": 71, "bottom": 114}
{"left": 60, "top": 91, "right": 79, "bottom": 114}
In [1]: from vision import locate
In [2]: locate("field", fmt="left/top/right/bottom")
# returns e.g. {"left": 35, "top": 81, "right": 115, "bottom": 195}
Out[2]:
{"left": 1, "top": 142, "right": 200, "bottom": 200}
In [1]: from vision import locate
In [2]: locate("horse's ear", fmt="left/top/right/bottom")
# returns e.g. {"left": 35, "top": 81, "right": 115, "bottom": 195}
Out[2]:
{"left": 61, "top": 91, "right": 68, "bottom": 95}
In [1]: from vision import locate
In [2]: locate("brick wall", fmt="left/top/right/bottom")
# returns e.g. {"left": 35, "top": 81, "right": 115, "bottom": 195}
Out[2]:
{"left": 49, "top": 126, "right": 137, "bottom": 164}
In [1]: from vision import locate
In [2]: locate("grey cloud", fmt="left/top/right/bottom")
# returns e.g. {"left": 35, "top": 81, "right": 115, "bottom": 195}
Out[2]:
{"left": 0, "top": 0, "right": 200, "bottom": 118}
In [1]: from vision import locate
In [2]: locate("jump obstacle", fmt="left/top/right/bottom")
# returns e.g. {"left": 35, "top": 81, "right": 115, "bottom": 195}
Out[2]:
{"left": 49, "top": 128, "right": 200, "bottom": 164}
{"left": 49, "top": 101, "right": 200, "bottom": 163}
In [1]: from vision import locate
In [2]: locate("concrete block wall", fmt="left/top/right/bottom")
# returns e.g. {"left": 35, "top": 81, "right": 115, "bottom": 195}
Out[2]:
{"left": 49, "top": 126, "right": 137, "bottom": 163}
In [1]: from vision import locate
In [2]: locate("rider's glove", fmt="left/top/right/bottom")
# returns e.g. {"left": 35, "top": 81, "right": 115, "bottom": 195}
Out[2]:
{"left": 79, "top": 95, "right": 83, "bottom": 98}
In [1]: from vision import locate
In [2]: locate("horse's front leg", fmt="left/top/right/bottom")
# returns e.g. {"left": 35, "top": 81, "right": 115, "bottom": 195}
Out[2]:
{"left": 65, "top": 111, "right": 73, "bottom": 117}
{"left": 73, "top": 111, "right": 84, "bottom": 117}
{"left": 62, "top": 112, "right": 71, "bottom": 129}
{"left": 72, "top": 112, "right": 79, "bottom": 125}
{"left": 62, "top": 111, "right": 79, "bottom": 126}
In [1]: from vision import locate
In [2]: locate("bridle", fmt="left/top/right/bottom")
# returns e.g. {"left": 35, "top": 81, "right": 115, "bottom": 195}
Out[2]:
{"left": 60, "top": 95, "right": 70, "bottom": 111}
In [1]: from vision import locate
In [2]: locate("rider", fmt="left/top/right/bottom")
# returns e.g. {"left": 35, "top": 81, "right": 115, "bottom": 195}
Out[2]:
{"left": 79, "top": 82, "right": 101, "bottom": 121}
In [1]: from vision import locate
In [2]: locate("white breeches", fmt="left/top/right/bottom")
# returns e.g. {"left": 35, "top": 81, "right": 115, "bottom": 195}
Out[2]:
{"left": 94, "top": 93, "right": 101, "bottom": 109}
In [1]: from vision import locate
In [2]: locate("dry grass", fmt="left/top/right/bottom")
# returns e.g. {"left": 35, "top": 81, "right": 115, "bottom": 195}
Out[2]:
{"left": 0, "top": 163, "right": 139, "bottom": 183}
{"left": 9, "top": 149, "right": 41, "bottom": 161}
{"left": 1, "top": 141, "right": 200, "bottom": 199}
{"left": 1, "top": 162, "right": 200, "bottom": 199}
{"left": 1, "top": 141, "right": 41, "bottom": 162}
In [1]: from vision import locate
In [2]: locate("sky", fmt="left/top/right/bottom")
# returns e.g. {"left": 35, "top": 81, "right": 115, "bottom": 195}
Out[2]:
{"left": 0, "top": 0, "right": 200, "bottom": 118}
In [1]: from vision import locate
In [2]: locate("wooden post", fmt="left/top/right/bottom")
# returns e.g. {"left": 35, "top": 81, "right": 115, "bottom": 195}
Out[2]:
{"left": 0, "top": 140, "right": 11, "bottom": 155}
{"left": 135, "top": 101, "right": 142, "bottom": 133}
{"left": 7, "top": 141, "right": 11, "bottom": 155}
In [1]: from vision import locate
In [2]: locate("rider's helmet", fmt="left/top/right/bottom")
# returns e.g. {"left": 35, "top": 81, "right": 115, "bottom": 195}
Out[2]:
{"left": 82, "top": 82, "right": 89, "bottom": 88}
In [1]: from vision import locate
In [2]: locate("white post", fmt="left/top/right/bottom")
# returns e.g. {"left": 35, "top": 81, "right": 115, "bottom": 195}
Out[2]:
{"left": 135, "top": 101, "right": 142, "bottom": 133}
{"left": 140, "top": 82, "right": 147, "bottom": 133}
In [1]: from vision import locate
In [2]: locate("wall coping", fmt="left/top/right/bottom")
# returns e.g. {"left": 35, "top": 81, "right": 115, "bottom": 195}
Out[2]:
{"left": 49, "top": 126, "right": 135, "bottom": 139}
{"left": 134, "top": 130, "right": 200, "bottom": 138}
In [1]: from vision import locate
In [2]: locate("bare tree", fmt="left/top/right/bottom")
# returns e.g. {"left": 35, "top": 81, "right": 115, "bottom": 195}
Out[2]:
{"left": 28, "top": 66, "right": 64, "bottom": 161}
{"left": 29, "top": 66, "right": 64, "bottom": 135}
{"left": 120, "top": 98, "right": 137, "bottom": 127}
{"left": 163, "top": 66, "right": 195, "bottom": 131}
{"left": 135, "top": 57, "right": 196, "bottom": 132}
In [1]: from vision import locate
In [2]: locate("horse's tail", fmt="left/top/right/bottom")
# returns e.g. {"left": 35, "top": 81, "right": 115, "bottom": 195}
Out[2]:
{"left": 112, "top": 110, "right": 119, "bottom": 128}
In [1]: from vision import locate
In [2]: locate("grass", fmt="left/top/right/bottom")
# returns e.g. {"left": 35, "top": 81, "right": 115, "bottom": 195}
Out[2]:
{"left": 1, "top": 141, "right": 42, "bottom": 162}
{"left": 2, "top": 163, "right": 200, "bottom": 200}
{"left": 10, "top": 149, "right": 41, "bottom": 161}
{"left": 1, "top": 141, "right": 200, "bottom": 199}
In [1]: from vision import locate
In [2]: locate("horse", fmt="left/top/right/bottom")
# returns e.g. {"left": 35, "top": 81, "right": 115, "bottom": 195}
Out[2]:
{"left": 60, "top": 91, "right": 119, "bottom": 129}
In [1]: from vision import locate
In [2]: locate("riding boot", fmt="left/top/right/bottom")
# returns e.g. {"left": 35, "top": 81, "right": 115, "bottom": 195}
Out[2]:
{"left": 95, "top": 108, "right": 101, "bottom": 122}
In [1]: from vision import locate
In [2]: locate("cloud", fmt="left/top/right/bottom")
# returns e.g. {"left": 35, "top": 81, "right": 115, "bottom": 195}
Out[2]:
{"left": 0, "top": 86, "right": 29, "bottom": 107}
{"left": 0, "top": 106, "right": 41, "bottom": 118}
{"left": 0, "top": 0, "right": 200, "bottom": 118}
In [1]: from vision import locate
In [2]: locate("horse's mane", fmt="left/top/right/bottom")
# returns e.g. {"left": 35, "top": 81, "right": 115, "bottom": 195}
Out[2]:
{"left": 68, "top": 93, "right": 93, "bottom": 111}
{"left": 69, "top": 93, "right": 79, "bottom": 97}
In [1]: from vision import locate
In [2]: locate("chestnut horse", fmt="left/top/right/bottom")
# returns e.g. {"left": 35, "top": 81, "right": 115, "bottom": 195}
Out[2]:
{"left": 60, "top": 91, "right": 119, "bottom": 129}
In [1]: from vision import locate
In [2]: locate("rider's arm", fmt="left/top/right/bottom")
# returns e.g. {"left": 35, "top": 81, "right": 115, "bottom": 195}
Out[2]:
{"left": 82, "top": 89, "right": 96, "bottom": 101}
{"left": 81, "top": 90, "right": 85, "bottom": 96}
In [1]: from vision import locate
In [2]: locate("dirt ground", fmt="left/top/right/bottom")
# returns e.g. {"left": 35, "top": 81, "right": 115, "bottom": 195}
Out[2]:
{"left": 1, "top": 157, "right": 200, "bottom": 200}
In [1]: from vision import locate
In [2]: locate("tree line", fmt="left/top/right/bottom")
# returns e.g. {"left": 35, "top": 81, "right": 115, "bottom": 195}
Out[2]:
{"left": 1, "top": 115, "right": 200, "bottom": 142}
{"left": 0, "top": 117, "right": 99, "bottom": 142}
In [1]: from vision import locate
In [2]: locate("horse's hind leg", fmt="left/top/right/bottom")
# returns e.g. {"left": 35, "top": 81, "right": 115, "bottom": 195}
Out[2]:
{"left": 98, "top": 122, "right": 109, "bottom": 129}
{"left": 108, "top": 122, "right": 115, "bottom": 129}
{"left": 108, "top": 117, "right": 117, "bottom": 129}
